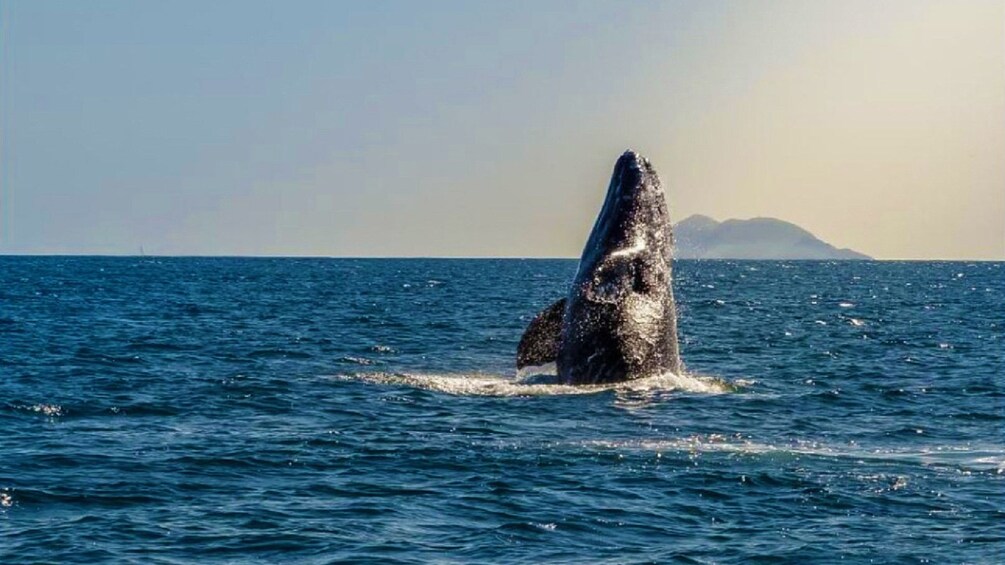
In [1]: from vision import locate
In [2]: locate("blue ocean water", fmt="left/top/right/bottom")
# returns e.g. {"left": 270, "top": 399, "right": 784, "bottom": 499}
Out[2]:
{"left": 1, "top": 257, "right": 1002, "bottom": 563}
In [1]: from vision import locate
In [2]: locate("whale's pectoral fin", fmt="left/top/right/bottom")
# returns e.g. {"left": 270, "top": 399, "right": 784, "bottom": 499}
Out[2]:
{"left": 516, "top": 298, "right": 566, "bottom": 369}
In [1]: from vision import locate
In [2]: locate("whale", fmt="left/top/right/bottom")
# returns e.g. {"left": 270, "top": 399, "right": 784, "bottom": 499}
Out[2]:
{"left": 517, "top": 150, "right": 683, "bottom": 385}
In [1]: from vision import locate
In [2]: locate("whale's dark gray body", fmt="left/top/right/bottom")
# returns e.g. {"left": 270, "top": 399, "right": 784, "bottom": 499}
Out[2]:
{"left": 517, "top": 150, "right": 682, "bottom": 385}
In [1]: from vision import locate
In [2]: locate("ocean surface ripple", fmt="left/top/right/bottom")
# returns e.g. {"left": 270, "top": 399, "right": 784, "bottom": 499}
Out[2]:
{"left": 1, "top": 257, "right": 1002, "bottom": 563}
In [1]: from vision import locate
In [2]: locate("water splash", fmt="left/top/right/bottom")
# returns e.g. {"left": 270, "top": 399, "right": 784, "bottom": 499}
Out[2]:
{"left": 335, "top": 369, "right": 738, "bottom": 397}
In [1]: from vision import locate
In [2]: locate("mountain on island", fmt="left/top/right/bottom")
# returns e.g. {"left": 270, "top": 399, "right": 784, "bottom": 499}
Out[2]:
{"left": 673, "top": 215, "right": 871, "bottom": 260}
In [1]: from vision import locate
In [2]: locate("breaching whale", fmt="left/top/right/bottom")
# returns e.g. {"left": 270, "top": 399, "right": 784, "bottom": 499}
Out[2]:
{"left": 517, "top": 150, "right": 683, "bottom": 385}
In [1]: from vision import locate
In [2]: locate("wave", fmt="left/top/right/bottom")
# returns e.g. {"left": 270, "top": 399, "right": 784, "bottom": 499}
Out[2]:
{"left": 334, "top": 369, "right": 739, "bottom": 397}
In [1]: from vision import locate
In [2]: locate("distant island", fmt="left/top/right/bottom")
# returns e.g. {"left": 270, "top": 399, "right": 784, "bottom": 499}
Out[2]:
{"left": 673, "top": 215, "right": 871, "bottom": 260}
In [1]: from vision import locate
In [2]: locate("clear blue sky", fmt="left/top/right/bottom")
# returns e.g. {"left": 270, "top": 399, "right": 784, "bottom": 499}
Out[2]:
{"left": 2, "top": 0, "right": 1003, "bottom": 258}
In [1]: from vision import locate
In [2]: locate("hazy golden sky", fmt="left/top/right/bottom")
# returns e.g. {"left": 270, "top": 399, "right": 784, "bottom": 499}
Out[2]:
{"left": 3, "top": 0, "right": 1003, "bottom": 258}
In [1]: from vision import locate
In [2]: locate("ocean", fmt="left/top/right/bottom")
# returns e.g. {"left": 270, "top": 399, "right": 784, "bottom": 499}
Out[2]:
{"left": 1, "top": 257, "right": 1002, "bottom": 563}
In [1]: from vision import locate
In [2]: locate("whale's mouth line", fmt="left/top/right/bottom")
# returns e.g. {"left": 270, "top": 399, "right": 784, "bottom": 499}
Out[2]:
{"left": 606, "top": 234, "right": 648, "bottom": 259}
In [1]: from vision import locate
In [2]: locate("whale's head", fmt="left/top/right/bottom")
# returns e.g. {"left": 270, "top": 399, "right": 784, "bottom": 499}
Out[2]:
{"left": 577, "top": 150, "right": 672, "bottom": 305}
{"left": 558, "top": 150, "right": 681, "bottom": 383}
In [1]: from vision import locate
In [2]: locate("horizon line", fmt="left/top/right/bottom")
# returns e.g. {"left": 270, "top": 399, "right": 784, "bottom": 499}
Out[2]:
{"left": 1, "top": 252, "right": 1002, "bottom": 262}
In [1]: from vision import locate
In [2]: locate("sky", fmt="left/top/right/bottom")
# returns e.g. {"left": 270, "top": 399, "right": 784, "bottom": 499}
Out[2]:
{"left": 1, "top": 0, "right": 1003, "bottom": 259}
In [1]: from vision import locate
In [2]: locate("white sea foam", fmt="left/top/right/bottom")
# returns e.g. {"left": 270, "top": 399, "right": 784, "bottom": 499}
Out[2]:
{"left": 581, "top": 436, "right": 1005, "bottom": 472}
{"left": 16, "top": 403, "right": 63, "bottom": 417}
{"left": 336, "top": 369, "right": 737, "bottom": 397}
